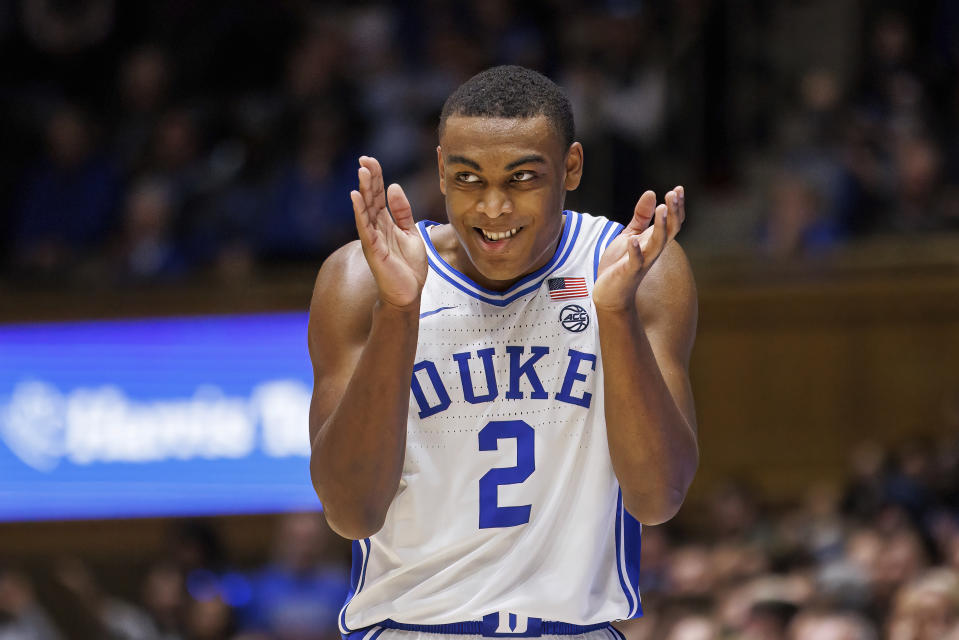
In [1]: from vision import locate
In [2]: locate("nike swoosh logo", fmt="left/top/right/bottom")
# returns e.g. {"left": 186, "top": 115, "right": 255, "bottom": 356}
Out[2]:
{"left": 419, "top": 306, "right": 457, "bottom": 319}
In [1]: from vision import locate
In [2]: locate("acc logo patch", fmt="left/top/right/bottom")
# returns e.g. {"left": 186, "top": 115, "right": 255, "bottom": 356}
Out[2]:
{"left": 559, "top": 304, "right": 589, "bottom": 333}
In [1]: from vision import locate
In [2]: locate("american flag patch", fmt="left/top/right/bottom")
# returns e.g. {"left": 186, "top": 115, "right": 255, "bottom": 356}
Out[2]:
{"left": 547, "top": 277, "right": 588, "bottom": 300}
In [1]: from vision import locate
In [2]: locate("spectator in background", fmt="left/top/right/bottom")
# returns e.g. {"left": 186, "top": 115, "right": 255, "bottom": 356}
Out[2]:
{"left": 816, "top": 542, "right": 874, "bottom": 612}
{"left": 562, "top": 8, "right": 668, "bottom": 217}
{"left": 52, "top": 557, "right": 158, "bottom": 640}
{"left": 853, "top": 10, "right": 957, "bottom": 235}
{"left": 891, "top": 133, "right": 947, "bottom": 232}
{"left": 842, "top": 441, "right": 887, "bottom": 523}
{"left": 144, "top": 108, "right": 207, "bottom": 211}
{"left": 11, "top": 104, "right": 120, "bottom": 279}
{"left": 188, "top": 131, "right": 269, "bottom": 284}
{"left": 0, "top": 569, "right": 63, "bottom": 640}
{"left": 22, "top": 0, "right": 113, "bottom": 57}
{"left": 171, "top": 521, "right": 227, "bottom": 579}
{"left": 884, "top": 439, "right": 939, "bottom": 527}
{"left": 470, "top": 0, "right": 546, "bottom": 71}
{"left": 20, "top": 0, "right": 116, "bottom": 102}
{"left": 260, "top": 108, "right": 356, "bottom": 261}
{"left": 709, "top": 541, "right": 769, "bottom": 593}
{"left": 741, "top": 599, "right": 799, "bottom": 640}
{"left": 276, "top": 14, "right": 363, "bottom": 168}
{"left": 237, "top": 512, "right": 348, "bottom": 640}
{"left": 110, "top": 177, "right": 187, "bottom": 283}
{"left": 637, "top": 525, "right": 672, "bottom": 596}
{"left": 791, "top": 483, "right": 845, "bottom": 563}
{"left": 706, "top": 481, "right": 766, "bottom": 545}
{"left": 887, "top": 568, "right": 959, "bottom": 640}
{"left": 788, "top": 609, "right": 877, "bottom": 640}
{"left": 761, "top": 170, "right": 839, "bottom": 256}
{"left": 716, "top": 575, "right": 810, "bottom": 639}
{"left": 872, "top": 528, "right": 930, "bottom": 610}
{"left": 141, "top": 562, "right": 186, "bottom": 640}
{"left": 667, "top": 545, "right": 717, "bottom": 599}
{"left": 149, "top": 520, "right": 238, "bottom": 640}
{"left": 113, "top": 45, "right": 173, "bottom": 175}
{"left": 350, "top": 6, "right": 428, "bottom": 177}
{"left": 282, "top": 19, "right": 355, "bottom": 115}
{"left": 394, "top": 113, "right": 449, "bottom": 224}
{"left": 663, "top": 613, "right": 720, "bottom": 640}
{"left": 762, "top": 68, "right": 858, "bottom": 255}
{"left": 859, "top": 11, "right": 921, "bottom": 129}
{"left": 183, "top": 595, "right": 234, "bottom": 640}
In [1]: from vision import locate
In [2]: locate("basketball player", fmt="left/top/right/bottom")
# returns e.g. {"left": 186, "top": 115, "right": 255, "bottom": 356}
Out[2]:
{"left": 308, "top": 66, "right": 698, "bottom": 639}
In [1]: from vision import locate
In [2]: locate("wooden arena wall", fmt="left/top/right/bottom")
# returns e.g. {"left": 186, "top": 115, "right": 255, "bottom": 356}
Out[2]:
{"left": 691, "top": 263, "right": 959, "bottom": 505}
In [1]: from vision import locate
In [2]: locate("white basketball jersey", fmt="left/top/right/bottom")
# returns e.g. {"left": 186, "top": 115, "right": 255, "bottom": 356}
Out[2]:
{"left": 339, "top": 211, "right": 642, "bottom": 635}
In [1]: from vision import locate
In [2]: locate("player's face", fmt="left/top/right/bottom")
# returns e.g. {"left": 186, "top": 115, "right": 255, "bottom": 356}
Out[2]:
{"left": 438, "top": 115, "right": 582, "bottom": 291}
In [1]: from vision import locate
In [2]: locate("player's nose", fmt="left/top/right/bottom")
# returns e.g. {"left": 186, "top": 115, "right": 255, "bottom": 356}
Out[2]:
{"left": 476, "top": 188, "right": 512, "bottom": 218}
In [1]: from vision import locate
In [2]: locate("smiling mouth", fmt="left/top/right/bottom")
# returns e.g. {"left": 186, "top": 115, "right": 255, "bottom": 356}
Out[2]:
{"left": 476, "top": 227, "right": 523, "bottom": 242}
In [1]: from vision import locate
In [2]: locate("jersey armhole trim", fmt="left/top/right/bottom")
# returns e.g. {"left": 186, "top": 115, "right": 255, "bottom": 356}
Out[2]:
{"left": 592, "top": 221, "right": 624, "bottom": 283}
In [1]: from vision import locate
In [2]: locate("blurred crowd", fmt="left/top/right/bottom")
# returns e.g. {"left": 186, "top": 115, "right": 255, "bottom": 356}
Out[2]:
{"left": 2, "top": 435, "right": 959, "bottom": 640}
{"left": 0, "top": 512, "right": 351, "bottom": 640}
{"left": 2, "top": 0, "right": 959, "bottom": 290}
{"left": 625, "top": 435, "right": 959, "bottom": 640}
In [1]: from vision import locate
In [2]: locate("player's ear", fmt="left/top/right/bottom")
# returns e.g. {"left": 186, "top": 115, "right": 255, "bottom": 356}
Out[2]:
{"left": 437, "top": 145, "right": 447, "bottom": 195}
{"left": 564, "top": 142, "right": 583, "bottom": 191}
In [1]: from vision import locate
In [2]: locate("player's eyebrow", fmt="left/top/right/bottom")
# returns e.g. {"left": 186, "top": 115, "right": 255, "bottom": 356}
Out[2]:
{"left": 447, "top": 155, "right": 481, "bottom": 170}
{"left": 505, "top": 154, "right": 546, "bottom": 171}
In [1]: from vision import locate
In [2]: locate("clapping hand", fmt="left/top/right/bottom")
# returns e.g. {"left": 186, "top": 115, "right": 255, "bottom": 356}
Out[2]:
{"left": 593, "top": 187, "right": 685, "bottom": 312}
{"left": 350, "top": 156, "right": 428, "bottom": 310}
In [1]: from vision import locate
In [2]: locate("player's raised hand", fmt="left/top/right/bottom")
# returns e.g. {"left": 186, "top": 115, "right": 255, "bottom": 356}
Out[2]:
{"left": 593, "top": 186, "right": 685, "bottom": 312}
{"left": 351, "top": 156, "right": 428, "bottom": 310}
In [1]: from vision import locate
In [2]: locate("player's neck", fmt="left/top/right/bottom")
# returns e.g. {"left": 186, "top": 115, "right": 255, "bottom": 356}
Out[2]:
{"left": 431, "top": 215, "right": 566, "bottom": 292}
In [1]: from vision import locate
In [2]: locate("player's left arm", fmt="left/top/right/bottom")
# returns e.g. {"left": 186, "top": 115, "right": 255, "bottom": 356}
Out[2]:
{"left": 594, "top": 187, "right": 699, "bottom": 525}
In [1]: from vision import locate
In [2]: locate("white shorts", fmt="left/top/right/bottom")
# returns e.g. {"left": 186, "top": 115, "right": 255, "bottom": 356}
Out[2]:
{"left": 344, "top": 625, "right": 628, "bottom": 640}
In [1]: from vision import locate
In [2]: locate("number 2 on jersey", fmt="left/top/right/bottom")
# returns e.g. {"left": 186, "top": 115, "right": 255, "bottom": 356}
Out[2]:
{"left": 478, "top": 420, "right": 534, "bottom": 529}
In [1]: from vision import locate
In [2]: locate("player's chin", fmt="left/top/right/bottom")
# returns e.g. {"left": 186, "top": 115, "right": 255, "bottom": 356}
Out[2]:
{"left": 469, "top": 232, "right": 523, "bottom": 258}
{"left": 470, "top": 256, "right": 529, "bottom": 286}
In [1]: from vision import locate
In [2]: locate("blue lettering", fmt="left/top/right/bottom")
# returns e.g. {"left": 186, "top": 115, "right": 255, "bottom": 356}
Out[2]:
{"left": 478, "top": 420, "right": 534, "bottom": 528}
{"left": 410, "top": 360, "right": 452, "bottom": 418}
{"left": 555, "top": 349, "right": 596, "bottom": 408}
{"left": 505, "top": 346, "right": 550, "bottom": 400}
{"left": 453, "top": 347, "right": 498, "bottom": 404}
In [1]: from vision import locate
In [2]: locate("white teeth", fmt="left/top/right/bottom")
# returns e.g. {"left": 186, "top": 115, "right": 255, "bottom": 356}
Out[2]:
{"left": 481, "top": 228, "right": 520, "bottom": 241}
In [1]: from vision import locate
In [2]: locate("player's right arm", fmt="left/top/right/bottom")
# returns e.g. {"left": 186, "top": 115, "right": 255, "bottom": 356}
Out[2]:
{"left": 308, "top": 156, "right": 427, "bottom": 540}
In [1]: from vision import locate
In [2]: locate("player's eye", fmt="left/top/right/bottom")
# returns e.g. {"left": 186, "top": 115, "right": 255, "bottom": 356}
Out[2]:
{"left": 511, "top": 171, "right": 536, "bottom": 182}
{"left": 455, "top": 173, "right": 480, "bottom": 184}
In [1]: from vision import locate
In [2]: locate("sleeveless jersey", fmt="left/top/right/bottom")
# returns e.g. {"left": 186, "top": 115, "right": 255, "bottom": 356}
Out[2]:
{"left": 339, "top": 211, "right": 643, "bottom": 635}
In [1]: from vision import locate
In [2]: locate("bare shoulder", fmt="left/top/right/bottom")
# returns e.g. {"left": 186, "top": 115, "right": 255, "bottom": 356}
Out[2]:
{"left": 308, "top": 241, "right": 379, "bottom": 364}
{"left": 635, "top": 240, "right": 698, "bottom": 362}
{"left": 637, "top": 240, "right": 697, "bottom": 307}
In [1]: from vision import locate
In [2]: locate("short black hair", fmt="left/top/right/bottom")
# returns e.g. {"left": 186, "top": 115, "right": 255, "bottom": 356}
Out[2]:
{"left": 439, "top": 65, "right": 575, "bottom": 149}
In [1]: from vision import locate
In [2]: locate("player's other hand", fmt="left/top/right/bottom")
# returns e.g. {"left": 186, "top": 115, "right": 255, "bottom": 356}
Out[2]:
{"left": 593, "top": 186, "right": 685, "bottom": 313}
{"left": 350, "top": 156, "right": 428, "bottom": 310}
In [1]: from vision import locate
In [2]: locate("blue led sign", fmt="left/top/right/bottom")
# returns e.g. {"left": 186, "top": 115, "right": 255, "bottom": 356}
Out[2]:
{"left": 0, "top": 313, "right": 318, "bottom": 521}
